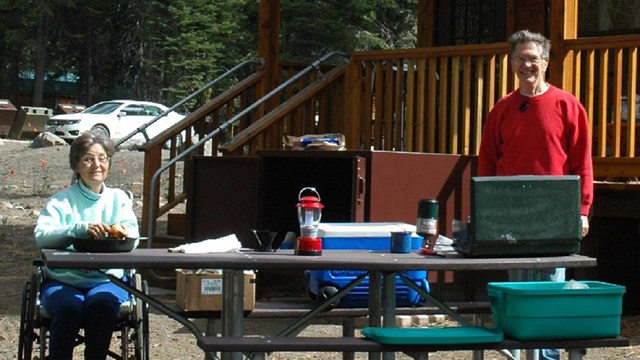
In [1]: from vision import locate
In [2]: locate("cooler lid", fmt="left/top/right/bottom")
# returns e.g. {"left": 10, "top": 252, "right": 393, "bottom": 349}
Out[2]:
{"left": 318, "top": 222, "right": 417, "bottom": 238}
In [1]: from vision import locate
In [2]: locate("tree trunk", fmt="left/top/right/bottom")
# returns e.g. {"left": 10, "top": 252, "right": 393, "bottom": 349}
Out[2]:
{"left": 32, "top": 11, "right": 48, "bottom": 107}
{"left": 80, "top": 14, "right": 93, "bottom": 106}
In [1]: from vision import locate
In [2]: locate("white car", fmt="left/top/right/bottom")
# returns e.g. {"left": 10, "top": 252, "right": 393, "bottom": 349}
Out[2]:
{"left": 45, "top": 100, "right": 185, "bottom": 145}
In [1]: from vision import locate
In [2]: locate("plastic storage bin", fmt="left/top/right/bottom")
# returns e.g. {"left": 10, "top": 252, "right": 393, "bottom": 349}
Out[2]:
{"left": 304, "top": 222, "right": 428, "bottom": 308}
{"left": 487, "top": 281, "right": 626, "bottom": 340}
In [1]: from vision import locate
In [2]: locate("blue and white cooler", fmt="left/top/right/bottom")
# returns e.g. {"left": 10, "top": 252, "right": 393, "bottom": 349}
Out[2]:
{"left": 306, "top": 222, "right": 429, "bottom": 308}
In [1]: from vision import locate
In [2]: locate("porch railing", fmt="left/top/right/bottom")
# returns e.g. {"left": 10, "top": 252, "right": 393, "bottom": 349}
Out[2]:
{"left": 343, "top": 44, "right": 514, "bottom": 155}
{"left": 566, "top": 34, "right": 639, "bottom": 159}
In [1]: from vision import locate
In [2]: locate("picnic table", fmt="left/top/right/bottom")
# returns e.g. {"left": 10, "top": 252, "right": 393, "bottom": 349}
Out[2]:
{"left": 41, "top": 248, "right": 627, "bottom": 360}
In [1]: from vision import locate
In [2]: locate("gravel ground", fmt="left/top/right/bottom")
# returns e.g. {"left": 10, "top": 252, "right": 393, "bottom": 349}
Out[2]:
{"left": 1, "top": 138, "right": 638, "bottom": 359}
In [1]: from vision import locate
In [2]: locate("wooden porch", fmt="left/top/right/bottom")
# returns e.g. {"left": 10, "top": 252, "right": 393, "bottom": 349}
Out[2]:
{"left": 139, "top": 32, "right": 639, "bottom": 245}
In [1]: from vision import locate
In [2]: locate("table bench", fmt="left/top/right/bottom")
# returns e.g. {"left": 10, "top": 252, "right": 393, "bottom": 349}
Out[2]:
{"left": 174, "top": 298, "right": 492, "bottom": 320}
{"left": 196, "top": 335, "right": 630, "bottom": 360}
{"left": 174, "top": 299, "right": 493, "bottom": 338}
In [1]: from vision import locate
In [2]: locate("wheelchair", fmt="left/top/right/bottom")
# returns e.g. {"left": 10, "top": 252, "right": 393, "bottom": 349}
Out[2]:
{"left": 18, "top": 260, "right": 150, "bottom": 360}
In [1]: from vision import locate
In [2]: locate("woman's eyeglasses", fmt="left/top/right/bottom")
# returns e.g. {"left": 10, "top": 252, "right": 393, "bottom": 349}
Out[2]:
{"left": 81, "top": 155, "right": 110, "bottom": 165}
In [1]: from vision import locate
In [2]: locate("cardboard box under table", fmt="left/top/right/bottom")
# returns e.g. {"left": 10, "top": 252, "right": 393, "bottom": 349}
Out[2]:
{"left": 176, "top": 269, "right": 256, "bottom": 312}
{"left": 305, "top": 222, "right": 429, "bottom": 308}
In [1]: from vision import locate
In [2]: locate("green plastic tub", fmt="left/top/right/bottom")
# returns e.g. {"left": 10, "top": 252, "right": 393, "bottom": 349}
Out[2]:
{"left": 487, "top": 281, "right": 625, "bottom": 340}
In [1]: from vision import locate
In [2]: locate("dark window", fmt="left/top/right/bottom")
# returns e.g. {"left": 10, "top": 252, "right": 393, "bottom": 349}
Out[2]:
{"left": 122, "top": 106, "right": 145, "bottom": 116}
{"left": 579, "top": 0, "right": 640, "bottom": 37}
{"left": 144, "top": 105, "right": 162, "bottom": 116}
{"left": 436, "top": 0, "right": 506, "bottom": 46}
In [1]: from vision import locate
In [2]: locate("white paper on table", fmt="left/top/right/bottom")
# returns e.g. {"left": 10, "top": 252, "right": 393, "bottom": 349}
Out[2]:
{"left": 168, "top": 234, "right": 242, "bottom": 253}
{"left": 433, "top": 234, "right": 455, "bottom": 252}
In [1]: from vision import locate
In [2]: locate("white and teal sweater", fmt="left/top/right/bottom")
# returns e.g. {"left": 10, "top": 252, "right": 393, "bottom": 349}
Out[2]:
{"left": 34, "top": 181, "right": 139, "bottom": 287}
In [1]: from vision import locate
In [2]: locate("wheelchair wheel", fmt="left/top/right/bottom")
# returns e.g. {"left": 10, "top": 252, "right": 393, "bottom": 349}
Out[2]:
{"left": 136, "top": 281, "right": 149, "bottom": 360}
{"left": 133, "top": 275, "right": 150, "bottom": 360}
{"left": 17, "top": 280, "right": 32, "bottom": 360}
{"left": 17, "top": 276, "right": 37, "bottom": 360}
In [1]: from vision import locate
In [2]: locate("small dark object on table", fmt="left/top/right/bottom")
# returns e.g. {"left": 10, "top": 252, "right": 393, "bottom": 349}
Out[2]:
{"left": 72, "top": 237, "right": 137, "bottom": 253}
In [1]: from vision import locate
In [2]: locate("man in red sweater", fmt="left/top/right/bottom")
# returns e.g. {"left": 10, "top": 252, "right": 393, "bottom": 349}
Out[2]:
{"left": 478, "top": 29, "right": 592, "bottom": 235}
{"left": 478, "top": 30, "right": 593, "bottom": 360}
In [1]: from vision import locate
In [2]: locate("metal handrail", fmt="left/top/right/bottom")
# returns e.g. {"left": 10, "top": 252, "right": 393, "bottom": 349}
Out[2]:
{"left": 114, "top": 59, "right": 264, "bottom": 149}
{"left": 146, "top": 51, "right": 350, "bottom": 247}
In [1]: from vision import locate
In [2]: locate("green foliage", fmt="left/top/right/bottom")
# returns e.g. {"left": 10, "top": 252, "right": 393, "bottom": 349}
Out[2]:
{"left": 0, "top": 0, "right": 418, "bottom": 108}
{"left": 368, "top": 0, "right": 418, "bottom": 49}
{"left": 280, "top": 0, "right": 374, "bottom": 60}
{"left": 144, "top": 0, "right": 254, "bottom": 107}
{"left": 279, "top": 0, "right": 417, "bottom": 60}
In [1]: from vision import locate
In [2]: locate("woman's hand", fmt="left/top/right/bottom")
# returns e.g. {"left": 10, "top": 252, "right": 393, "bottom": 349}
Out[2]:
{"left": 108, "top": 224, "right": 128, "bottom": 239}
{"left": 87, "top": 223, "right": 111, "bottom": 239}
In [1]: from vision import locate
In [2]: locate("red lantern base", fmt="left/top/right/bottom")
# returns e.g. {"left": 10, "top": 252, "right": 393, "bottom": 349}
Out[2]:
{"left": 295, "top": 236, "right": 322, "bottom": 256}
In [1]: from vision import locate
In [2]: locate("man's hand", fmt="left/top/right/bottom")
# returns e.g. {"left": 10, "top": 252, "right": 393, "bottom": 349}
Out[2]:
{"left": 581, "top": 215, "right": 589, "bottom": 238}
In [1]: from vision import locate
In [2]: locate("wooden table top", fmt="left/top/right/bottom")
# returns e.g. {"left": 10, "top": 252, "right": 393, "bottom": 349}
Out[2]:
{"left": 41, "top": 248, "right": 596, "bottom": 271}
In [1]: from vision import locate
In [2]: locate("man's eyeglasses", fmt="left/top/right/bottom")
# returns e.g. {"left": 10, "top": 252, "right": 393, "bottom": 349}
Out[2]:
{"left": 81, "top": 155, "right": 110, "bottom": 165}
{"left": 513, "top": 56, "right": 545, "bottom": 65}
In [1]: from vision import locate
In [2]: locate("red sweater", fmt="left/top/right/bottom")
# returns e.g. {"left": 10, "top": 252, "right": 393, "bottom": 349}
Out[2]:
{"left": 478, "top": 85, "right": 593, "bottom": 215}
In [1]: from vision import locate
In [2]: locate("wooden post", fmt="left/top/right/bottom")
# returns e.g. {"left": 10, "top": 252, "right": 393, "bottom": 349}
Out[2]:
{"left": 549, "top": 0, "right": 578, "bottom": 93}
{"left": 141, "top": 146, "right": 162, "bottom": 238}
{"left": 505, "top": 0, "right": 515, "bottom": 35}
{"left": 257, "top": 0, "right": 281, "bottom": 115}
{"left": 417, "top": 0, "right": 436, "bottom": 48}
{"left": 511, "top": 0, "right": 546, "bottom": 34}
{"left": 344, "top": 59, "right": 363, "bottom": 150}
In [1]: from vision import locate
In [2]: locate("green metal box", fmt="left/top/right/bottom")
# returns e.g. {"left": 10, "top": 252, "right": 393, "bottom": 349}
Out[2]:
{"left": 457, "top": 175, "right": 582, "bottom": 257}
{"left": 487, "top": 281, "right": 625, "bottom": 340}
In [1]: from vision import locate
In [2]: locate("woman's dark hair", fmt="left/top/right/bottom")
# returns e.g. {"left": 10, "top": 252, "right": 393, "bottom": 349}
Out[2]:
{"left": 508, "top": 29, "right": 551, "bottom": 60}
{"left": 69, "top": 131, "right": 116, "bottom": 181}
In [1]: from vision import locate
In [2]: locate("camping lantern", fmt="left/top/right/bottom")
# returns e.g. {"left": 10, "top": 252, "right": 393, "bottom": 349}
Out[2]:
{"left": 295, "top": 187, "right": 324, "bottom": 256}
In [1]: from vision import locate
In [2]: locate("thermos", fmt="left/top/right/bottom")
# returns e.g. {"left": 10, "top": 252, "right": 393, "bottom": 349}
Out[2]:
{"left": 416, "top": 199, "right": 438, "bottom": 248}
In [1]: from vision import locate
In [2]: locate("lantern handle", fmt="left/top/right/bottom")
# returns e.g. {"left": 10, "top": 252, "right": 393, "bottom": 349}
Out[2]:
{"left": 298, "top": 187, "right": 321, "bottom": 202}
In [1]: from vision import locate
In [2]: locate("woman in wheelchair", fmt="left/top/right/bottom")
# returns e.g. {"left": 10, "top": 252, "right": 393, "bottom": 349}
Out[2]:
{"left": 34, "top": 131, "right": 139, "bottom": 360}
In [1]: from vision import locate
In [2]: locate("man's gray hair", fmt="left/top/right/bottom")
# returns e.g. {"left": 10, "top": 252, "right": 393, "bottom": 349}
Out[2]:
{"left": 508, "top": 30, "right": 551, "bottom": 60}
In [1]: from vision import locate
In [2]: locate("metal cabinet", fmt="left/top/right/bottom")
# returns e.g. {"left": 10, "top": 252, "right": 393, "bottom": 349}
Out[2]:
{"left": 184, "top": 152, "right": 366, "bottom": 248}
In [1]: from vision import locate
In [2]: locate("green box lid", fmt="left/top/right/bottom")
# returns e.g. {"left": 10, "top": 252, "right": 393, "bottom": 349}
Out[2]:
{"left": 470, "top": 175, "right": 582, "bottom": 243}
{"left": 361, "top": 326, "right": 503, "bottom": 345}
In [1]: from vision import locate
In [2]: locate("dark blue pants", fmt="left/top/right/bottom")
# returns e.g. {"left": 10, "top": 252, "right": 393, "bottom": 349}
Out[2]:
{"left": 40, "top": 279, "right": 129, "bottom": 360}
